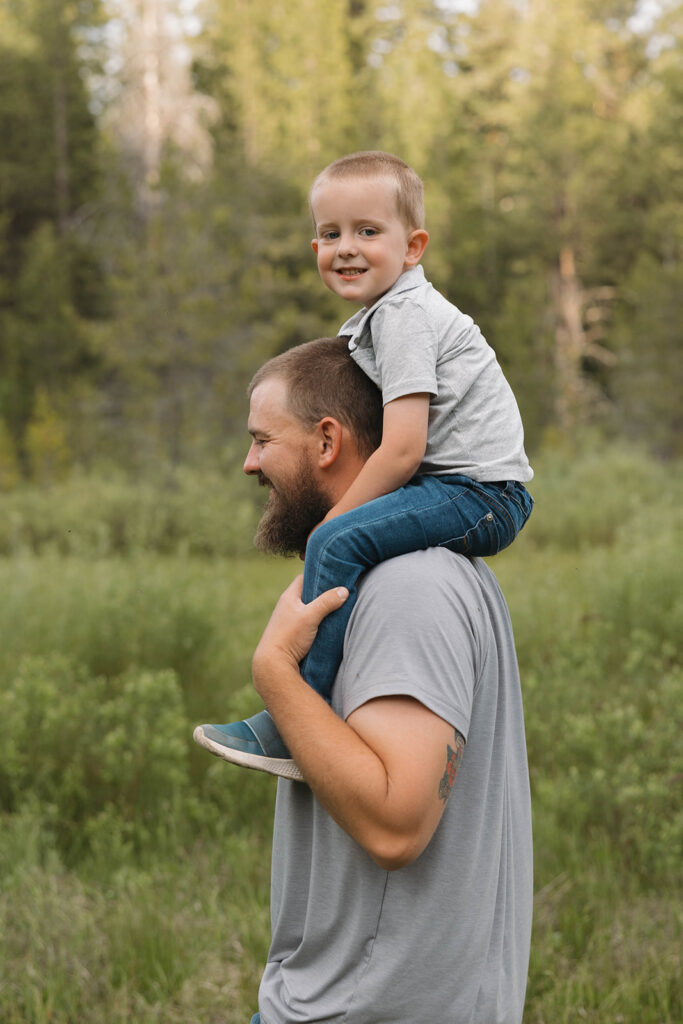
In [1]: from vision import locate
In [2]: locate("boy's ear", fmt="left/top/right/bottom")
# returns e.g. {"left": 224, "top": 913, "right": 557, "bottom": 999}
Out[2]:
{"left": 404, "top": 229, "right": 429, "bottom": 267}
{"left": 311, "top": 239, "right": 319, "bottom": 255}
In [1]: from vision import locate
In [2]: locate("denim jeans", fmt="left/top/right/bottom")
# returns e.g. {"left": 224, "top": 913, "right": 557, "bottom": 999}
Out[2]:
{"left": 250, "top": 1015, "right": 260, "bottom": 1024}
{"left": 300, "top": 474, "right": 532, "bottom": 698}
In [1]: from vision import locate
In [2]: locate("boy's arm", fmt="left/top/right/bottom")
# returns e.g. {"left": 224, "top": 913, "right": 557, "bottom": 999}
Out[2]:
{"left": 323, "top": 393, "right": 430, "bottom": 521}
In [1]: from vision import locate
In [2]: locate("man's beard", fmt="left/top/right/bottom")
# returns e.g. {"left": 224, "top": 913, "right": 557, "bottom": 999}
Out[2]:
{"left": 253, "top": 454, "right": 331, "bottom": 556}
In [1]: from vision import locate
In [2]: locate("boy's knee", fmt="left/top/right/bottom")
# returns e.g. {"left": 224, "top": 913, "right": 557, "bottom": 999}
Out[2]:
{"left": 307, "top": 517, "right": 344, "bottom": 561}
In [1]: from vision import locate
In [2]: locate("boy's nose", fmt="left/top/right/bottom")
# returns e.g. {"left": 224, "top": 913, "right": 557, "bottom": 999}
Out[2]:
{"left": 337, "top": 233, "right": 358, "bottom": 257}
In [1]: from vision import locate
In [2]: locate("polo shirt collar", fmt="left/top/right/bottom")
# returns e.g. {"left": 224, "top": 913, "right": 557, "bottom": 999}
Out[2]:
{"left": 342, "top": 265, "right": 426, "bottom": 349}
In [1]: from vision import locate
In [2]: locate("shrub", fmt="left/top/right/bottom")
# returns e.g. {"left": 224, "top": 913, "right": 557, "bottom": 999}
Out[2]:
{"left": 0, "top": 655, "right": 191, "bottom": 857}
{"left": 0, "top": 465, "right": 260, "bottom": 557}
{"left": 518, "top": 442, "right": 683, "bottom": 552}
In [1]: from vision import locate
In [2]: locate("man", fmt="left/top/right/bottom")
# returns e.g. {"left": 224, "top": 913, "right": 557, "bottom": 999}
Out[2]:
{"left": 199, "top": 336, "right": 533, "bottom": 1023}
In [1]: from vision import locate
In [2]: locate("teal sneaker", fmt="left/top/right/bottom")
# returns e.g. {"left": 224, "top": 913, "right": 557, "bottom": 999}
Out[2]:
{"left": 193, "top": 710, "right": 304, "bottom": 782}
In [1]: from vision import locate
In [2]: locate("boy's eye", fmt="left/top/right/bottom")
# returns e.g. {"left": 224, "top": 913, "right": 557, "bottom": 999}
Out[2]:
{"left": 359, "top": 227, "right": 378, "bottom": 237}
{"left": 321, "top": 230, "right": 340, "bottom": 240}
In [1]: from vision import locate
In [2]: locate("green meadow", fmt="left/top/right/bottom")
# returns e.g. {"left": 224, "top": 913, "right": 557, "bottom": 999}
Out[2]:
{"left": 0, "top": 442, "right": 681, "bottom": 1023}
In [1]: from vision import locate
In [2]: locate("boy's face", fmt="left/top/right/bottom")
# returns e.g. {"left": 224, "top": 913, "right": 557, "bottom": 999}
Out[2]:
{"left": 311, "top": 176, "right": 428, "bottom": 309}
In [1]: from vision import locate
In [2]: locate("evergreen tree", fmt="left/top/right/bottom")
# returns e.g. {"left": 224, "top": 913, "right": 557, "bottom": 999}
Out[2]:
{"left": 1, "top": 0, "right": 678, "bottom": 470}
{"left": 0, "top": 0, "right": 105, "bottom": 473}
{"left": 611, "top": 0, "right": 683, "bottom": 454}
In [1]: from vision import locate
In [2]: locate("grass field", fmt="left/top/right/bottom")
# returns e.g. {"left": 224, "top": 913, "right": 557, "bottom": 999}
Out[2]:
{"left": 0, "top": 443, "right": 681, "bottom": 1022}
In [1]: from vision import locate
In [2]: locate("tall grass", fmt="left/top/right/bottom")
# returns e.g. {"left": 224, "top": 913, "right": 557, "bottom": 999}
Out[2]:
{"left": 0, "top": 442, "right": 680, "bottom": 1022}
{"left": 0, "top": 462, "right": 259, "bottom": 558}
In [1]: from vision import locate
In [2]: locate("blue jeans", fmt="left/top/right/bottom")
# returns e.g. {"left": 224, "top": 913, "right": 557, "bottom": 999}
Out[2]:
{"left": 250, "top": 1016, "right": 260, "bottom": 1024}
{"left": 300, "top": 475, "right": 532, "bottom": 698}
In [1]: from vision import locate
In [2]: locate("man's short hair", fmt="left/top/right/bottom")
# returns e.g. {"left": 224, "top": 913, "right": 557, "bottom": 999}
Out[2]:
{"left": 310, "top": 151, "right": 425, "bottom": 232}
{"left": 249, "top": 337, "right": 383, "bottom": 459}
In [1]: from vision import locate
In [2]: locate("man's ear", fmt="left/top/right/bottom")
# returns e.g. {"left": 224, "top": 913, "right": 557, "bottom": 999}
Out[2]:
{"left": 316, "top": 416, "right": 343, "bottom": 467}
{"left": 404, "top": 229, "right": 429, "bottom": 267}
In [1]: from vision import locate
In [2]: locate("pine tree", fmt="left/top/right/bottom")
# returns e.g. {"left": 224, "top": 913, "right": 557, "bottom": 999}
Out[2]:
{"left": 0, "top": 0, "right": 104, "bottom": 473}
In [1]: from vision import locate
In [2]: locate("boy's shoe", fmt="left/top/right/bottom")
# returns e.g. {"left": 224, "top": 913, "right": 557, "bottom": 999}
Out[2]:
{"left": 193, "top": 710, "right": 304, "bottom": 782}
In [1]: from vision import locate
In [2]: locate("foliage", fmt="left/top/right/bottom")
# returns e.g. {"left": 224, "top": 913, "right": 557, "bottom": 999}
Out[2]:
{"left": 612, "top": 255, "right": 683, "bottom": 456}
{"left": 0, "top": 655, "right": 190, "bottom": 857}
{"left": 0, "top": 0, "right": 105, "bottom": 469}
{"left": 0, "top": 809, "right": 271, "bottom": 1023}
{"left": 0, "top": 0, "right": 681, "bottom": 1010}
{"left": 515, "top": 438, "right": 683, "bottom": 550}
{"left": 0, "top": 463, "right": 259, "bottom": 556}
{"left": 1, "top": 0, "right": 681, "bottom": 473}
{"left": 0, "top": 442, "right": 680, "bottom": 1020}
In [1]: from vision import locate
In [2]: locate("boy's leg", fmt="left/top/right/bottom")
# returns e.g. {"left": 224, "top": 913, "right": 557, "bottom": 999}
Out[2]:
{"left": 440, "top": 477, "right": 533, "bottom": 555}
{"left": 193, "top": 475, "right": 532, "bottom": 777}
{"left": 299, "top": 474, "right": 532, "bottom": 697}
{"left": 193, "top": 476, "right": 453, "bottom": 777}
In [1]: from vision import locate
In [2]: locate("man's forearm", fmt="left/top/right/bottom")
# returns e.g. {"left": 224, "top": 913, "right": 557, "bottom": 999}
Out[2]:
{"left": 254, "top": 651, "right": 452, "bottom": 869}
{"left": 252, "top": 652, "right": 402, "bottom": 862}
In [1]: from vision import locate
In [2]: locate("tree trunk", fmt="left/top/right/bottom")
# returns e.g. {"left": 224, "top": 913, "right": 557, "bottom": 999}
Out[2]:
{"left": 142, "top": 0, "right": 162, "bottom": 190}
{"left": 551, "top": 244, "right": 586, "bottom": 431}
{"left": 51, "top": 0, "right": 70, "bottom": 235}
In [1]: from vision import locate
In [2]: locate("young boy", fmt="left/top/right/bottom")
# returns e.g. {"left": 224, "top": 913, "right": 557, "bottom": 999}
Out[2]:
{"left": 195, "top": 151, "right": 533, "bottom": 780}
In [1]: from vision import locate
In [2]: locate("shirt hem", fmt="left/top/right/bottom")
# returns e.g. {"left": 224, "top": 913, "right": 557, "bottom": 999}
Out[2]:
{"left": 342, "top": 679, "right": 470, "bottom": 742}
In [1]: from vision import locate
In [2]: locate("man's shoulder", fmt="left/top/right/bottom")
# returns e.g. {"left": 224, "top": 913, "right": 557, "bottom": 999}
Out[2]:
{"left": 339, "top": 550, "right": 505, "bottom": 724}
{"left": 358, "top": 549, "right": 498, "bottom": 605}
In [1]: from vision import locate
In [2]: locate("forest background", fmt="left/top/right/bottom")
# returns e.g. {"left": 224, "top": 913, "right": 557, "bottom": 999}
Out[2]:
{"left": 1, "top": 0, "right": 681, "bottom": 474}
{"left": 0, "top": 0, "right": 681, "bottom": 1022}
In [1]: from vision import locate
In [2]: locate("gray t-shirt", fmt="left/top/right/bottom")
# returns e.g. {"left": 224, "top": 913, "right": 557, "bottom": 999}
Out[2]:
{"left": 339, "top": 265, "right": 533, "bottom": 483}
{"left": 258, "top": 550, "right": 533, "bottom": 1024}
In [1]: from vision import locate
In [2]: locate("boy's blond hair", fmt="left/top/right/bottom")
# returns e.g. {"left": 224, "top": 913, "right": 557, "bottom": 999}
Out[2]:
{"left": 310, "top": 151, "right": 425, "bottom": 232}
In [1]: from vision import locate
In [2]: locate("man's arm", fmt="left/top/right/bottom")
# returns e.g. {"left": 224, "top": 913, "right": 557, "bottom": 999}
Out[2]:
{"left": 251, "top": 576, "right": 465, "bottom": 871}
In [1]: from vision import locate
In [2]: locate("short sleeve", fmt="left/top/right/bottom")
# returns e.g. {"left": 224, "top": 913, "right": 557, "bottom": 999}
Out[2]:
{"left": 370, "top": 300, "right": 439, "bottom": 403}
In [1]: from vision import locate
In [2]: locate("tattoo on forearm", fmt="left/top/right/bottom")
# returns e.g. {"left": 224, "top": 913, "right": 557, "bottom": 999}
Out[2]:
{"left": 438, "top": 730, "right": 465, "bottom": 803}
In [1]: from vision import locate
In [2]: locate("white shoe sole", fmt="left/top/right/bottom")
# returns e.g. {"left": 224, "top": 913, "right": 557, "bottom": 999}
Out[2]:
{"left": 193, "top": 725, "right": 305, "bottom": 782}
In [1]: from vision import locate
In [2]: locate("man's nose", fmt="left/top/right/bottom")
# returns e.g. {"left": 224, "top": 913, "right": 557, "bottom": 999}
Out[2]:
{"left": 243, "top": 443, "right": 259, "bottom": 475}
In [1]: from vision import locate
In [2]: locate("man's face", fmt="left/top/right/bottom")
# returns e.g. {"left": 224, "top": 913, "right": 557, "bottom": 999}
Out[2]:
{"left": 310, "top": 175, "right": 418, "bottom": 309}
{"left": 244, "top": 377, "right": 332, "bottom": 555}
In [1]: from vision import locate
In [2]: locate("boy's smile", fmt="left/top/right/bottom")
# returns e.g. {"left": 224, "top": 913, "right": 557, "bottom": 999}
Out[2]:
{"left": 311, "top": 177, "right": 428, "bottom": 309}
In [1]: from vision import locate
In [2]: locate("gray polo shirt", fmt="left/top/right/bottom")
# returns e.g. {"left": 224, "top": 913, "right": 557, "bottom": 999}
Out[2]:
{"left": 258, "top": 550, "right": 533, "bottom": 1024}
{"left": 339, "top": 265, "right": 533, "bottom": 483}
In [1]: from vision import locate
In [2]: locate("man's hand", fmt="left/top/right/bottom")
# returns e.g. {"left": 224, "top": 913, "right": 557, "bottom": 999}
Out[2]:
{"left": 253, "top": 574, "right": 348, "bottom": 676}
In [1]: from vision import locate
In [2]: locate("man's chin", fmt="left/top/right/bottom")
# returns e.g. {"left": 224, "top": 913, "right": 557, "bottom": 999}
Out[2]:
{"left": 253, "top": 502, "right": 312, "bottom": 557}
{"left": 253, "top": 486, "right": 329, "bottom": 557}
